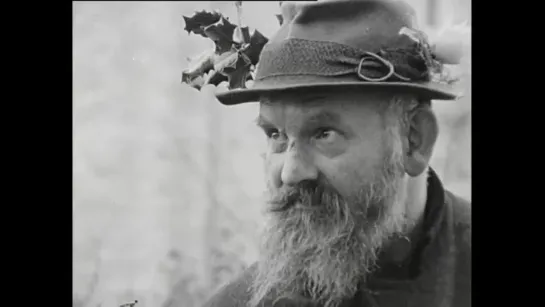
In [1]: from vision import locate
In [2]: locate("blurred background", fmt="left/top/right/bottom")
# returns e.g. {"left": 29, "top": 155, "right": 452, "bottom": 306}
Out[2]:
{"left": 72, "top": 1, "right": 471, "bottom": 306}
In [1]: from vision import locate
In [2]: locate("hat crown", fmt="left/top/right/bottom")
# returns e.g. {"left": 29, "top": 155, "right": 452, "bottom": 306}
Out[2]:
{"left": 277, "top": 0, "right": 418, "bottom": 51}
{"left": 213, "top": 0, "right": 460, "bottom": 106}
{"left": 255, "top": 0, "right": 436, "bottom": 84}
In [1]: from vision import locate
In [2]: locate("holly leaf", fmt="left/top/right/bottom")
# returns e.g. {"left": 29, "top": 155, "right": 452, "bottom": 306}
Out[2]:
{"left": 245, "top": 29, "right": 269, "bottom": 65}
{"left": 181, "top": 9, "right": 270, "bottom": 91}
{"left": 214, "top": 49, "right": 253, "bottom": 89}
{"left": 187, "top": 76, "right": 205, "bottom": 90}
{"left": 181, "top": 49, "right": 215, "bottom": 83}
{"left": 226, "top": 66, "right": 251, "bottom": 89}
{"left": 214, "top": 50, "right": 249, "bottom": 74}
{"left": 212, "top": 50, "right": 236, "bottom": 70}
{"left": 182, "top": 10, "right": 222, "bottom": 37}
{"left": 203, "top": 16, "right": 237, "bottom": 54}
{"left": 204, "top": 68, "right": 253, "bottom": 88}
{"left": 206, "top": 70, "right": 229, "bottom": 87}
{"left": 233, "top": 26, "right": 251, "bottom": 45}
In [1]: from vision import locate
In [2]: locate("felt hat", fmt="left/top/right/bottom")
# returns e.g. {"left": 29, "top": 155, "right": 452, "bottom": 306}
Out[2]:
{"left": 215, "top": 0, "right": 461, "bottom": 105}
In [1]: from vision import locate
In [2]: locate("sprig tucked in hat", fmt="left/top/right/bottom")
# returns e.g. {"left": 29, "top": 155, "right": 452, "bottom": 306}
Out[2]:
{"left": 181, "top": 2, "right": 269, "bottom": 90}
{"left": 396, "top": 26, "right": 459, "bottom": 85}
{"left": 427, "top": 20, "right": 471, "bottom": 85}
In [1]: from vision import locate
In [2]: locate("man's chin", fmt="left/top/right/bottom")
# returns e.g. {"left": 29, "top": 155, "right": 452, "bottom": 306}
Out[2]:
{"left": 251, "top": 251, "right": 368, "bottom": 307}
{"left": 250, "top": 228, "right": 381, "bottom": 307}
{"left": 250, "top": 211, "right": 409, "bottom": 307}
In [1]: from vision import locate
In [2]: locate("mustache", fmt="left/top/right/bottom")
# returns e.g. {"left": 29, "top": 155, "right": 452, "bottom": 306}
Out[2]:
{"left": 267, "top": 181, "right": 333, "bottom": 213}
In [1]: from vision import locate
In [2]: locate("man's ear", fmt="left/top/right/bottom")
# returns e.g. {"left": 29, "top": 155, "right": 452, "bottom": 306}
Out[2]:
{"left": 404, "top": 106, "right": 438, "bottom": 177}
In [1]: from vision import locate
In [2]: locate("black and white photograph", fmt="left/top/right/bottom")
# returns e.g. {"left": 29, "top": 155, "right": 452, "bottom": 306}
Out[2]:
{"left": 73, "top": 1, "right": 471, "bottom": 306}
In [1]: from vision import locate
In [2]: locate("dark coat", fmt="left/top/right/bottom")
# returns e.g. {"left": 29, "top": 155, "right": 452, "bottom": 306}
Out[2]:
{"left": 203, "top": 169, "right": 471, "bottom": 307}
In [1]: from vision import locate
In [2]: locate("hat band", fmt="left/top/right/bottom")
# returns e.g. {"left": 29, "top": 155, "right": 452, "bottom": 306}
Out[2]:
{"left": 255, "top": 38, "right": 432, "bottom": 84}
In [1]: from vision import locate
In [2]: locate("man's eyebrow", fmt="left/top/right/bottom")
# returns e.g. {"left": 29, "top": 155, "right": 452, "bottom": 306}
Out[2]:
{"left": 254, "top": 110, "right": 342, "bottom": 128}
{"left": 254, "top": 115, "right": 272, "bottom": 128}
{"left": 305, "top": 110, "right": 341, "bottom": 126}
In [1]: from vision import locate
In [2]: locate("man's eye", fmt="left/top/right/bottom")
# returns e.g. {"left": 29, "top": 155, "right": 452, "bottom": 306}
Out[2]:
{"left": 265, "top": 128, "right": 284, "bottom": 140}
{"left": 264, "top": 128, "right": 287, "bottom": 152}
{"left": 314, "top": 128, "right": 337, "bottom": 141}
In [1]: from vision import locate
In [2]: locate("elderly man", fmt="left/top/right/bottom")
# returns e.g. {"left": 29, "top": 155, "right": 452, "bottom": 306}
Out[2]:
{"left": 204, "top": 0, "right": 471, "bottom": 306}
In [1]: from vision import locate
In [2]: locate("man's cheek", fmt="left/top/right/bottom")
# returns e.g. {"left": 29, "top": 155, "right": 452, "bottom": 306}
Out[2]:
{"left": 338, "top": 160, "right": 377, "bottom": 197}
{"left": 322, "top": 170, "right": 355, "bottom": 200}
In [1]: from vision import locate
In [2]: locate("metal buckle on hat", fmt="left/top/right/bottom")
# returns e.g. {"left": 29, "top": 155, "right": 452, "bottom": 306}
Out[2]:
{"left": 357, "top": 52, "right": 411, "bottom": 82}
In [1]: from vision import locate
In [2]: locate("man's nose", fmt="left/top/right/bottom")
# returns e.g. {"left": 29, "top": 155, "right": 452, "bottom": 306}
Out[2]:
{"left": 280, "top": 149, "right": 318, "bottom": 186}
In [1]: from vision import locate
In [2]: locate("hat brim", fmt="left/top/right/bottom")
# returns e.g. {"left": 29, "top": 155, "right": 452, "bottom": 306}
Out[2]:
{"left": 215, "top": 79, "right": 460, "bottom": 105}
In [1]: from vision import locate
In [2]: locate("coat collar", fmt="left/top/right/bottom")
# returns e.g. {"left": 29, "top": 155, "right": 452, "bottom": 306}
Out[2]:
{"left": 367, "top": 167, "right": 448, "bottom": 282}
{"left": 341, "top": 167, "right": 456, "bottom": 307}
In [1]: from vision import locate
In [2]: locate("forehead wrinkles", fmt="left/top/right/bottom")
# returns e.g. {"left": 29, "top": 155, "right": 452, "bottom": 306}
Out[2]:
{"left": 259, "top": 100, "right": 330, "bottom": 131}
{"left": 259, "top": 92, "right": 388, "bottom": 137}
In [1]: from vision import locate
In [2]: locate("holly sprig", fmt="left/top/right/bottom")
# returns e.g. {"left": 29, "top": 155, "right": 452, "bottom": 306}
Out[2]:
{"left": 181, "top": 2, "right": 272, "bottom": 90}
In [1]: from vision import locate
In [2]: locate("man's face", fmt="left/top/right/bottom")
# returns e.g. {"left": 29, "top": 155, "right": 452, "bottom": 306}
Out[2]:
{"left": 250, "top": 90, "right": 411, "bottom": 307}
{"left": 259, "top": 91, "right": 394, "bottom": 200}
